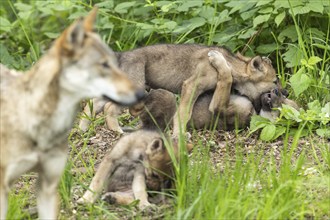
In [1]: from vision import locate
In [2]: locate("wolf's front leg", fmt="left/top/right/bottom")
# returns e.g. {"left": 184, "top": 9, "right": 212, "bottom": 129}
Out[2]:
{"left": 104, "top": 102, "right": 125, "bottom": 133}
{"left": 172, "top": 62, "right": 218, "bottom": 137}
{"left": 132, "top": 166, "right": 152, "bottom": 209}
{"left": 0, "top": 182, "right": 8, "bottom": 220}
{"left": 78, "top": 153, "right": 117, "bottom": 204}
{"left": 37, "top": 149, "right": 67, "bottom": 219}
{"left": 208, "top": 50, "right": 233, "bottom": 113}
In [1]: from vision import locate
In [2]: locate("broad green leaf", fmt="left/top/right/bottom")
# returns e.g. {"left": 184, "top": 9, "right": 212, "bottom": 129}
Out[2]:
{"left": 258, "top": 7, "right": 274, "bottom": 14}
{"left": 308, "top": 56, "right": 322, "bottom": 65}
{"left": 278, "top": 25, "right": 298, "bottom": 43}
{"left": 308, "top": 100, "right": 321, "bottom": 112}
{"left": 14, "top": 2, "right": 33, "bottom": 11}
{"left": 114, "top": 1, "right": 136, "bottom": 14}
{"left": 0, "top": 44, "right": 16, "bottom": 67}
{"left": 260, "top": 124, "right": 276, "bottom": 141}
{"left": 316, "top": 129, "right": 330, "bottom": 138}
{"left": 273, "top": 126, "right": 287, "bottom": 140}
{"left": 281, "top": 104, "right": 302, "bottom": 122}
{"left": 177, "top": 1, "right": 202, "bottom": 12}
{"left": 290, "top": 6, "right": 311, "bottom": 15}
{"left": 308, "top": 1, "right": 324, "bottom": 13}
{"left": 256, "top": 43, "right": 278, "bottom": 54}
{"left": 289, "top": 67, "right": 312, "bottom": 97}
{"left": 0, "top": 17, "right": 12, "bottom": 32}
{"left": 282, "top": 45, "right": 303, "bottom": 68}
{"left": 239, "top": 29, "right": 257, "bottom": 39}
{"left": 249, "top": 115, "right": 270, "bottom": 134}
{"left": 275, "top": 11, "right": 285, "bottom": 27}
{"left": 253, "top": 14, "right": 270, "bottom": 27}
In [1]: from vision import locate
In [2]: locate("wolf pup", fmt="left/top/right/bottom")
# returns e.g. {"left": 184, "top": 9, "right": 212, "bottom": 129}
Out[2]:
{"left": 78, "top": 130, "right": 192, "bottom": 209}
{"left": 133, "top": 87, "right": 298, "bottom": 131}
{"left": 79, "top": 45, "right": 279, "bottom": 135}
{"left": 0, "top": 8, "right": 144, "bottom": 219}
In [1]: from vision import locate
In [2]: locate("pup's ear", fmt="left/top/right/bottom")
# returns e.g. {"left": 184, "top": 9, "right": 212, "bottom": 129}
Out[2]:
{"left": 147, "top": 138, "right": 165, "bottom": 156}
{"left": 251, "top": 56, "right": 264, "bottom": 71}
{"left": 236, "top": 52, "right": 251, "bottom": 62}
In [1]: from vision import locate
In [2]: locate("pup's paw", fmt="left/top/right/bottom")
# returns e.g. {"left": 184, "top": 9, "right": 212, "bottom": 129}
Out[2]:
{"left": 77, "top": 197, "right": 90, "bottom": 205}
{"left": 101, "top": 192, "right": 117, "bottom": 204}
{"left": 208, "top": 50, "right": 231, "bottom": 70}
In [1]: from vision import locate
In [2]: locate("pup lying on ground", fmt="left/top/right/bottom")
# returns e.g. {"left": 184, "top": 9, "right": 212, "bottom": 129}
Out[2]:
{"left": 131, "top": 87, "right": 298, "bottom": 131}
{"left": 78, "top": 130, "right": 192, "bottom": 209}
{"left": 79, "top": 45, "right": 279, "bottom": 135}
{"left": 0, "top": 8, "right": 143, "bottom": 219}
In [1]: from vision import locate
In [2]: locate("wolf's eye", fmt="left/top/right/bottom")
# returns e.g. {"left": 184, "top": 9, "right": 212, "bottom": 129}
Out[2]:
{"left": 101, "top": 62, "right": 110, "bottom": 68}
{"left": 151, "top": 172, "right": 160, "bottom": 179}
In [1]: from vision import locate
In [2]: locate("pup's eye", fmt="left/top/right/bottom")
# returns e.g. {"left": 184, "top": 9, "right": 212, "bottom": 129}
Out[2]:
{"left": 151, "top": 172, "right": 160, "bottom": 179}
{"left": 273, "top": 88, "right": 279, "bottom": 96}
{"left": 101, "top": 62, "right": 110, "bottom": 68}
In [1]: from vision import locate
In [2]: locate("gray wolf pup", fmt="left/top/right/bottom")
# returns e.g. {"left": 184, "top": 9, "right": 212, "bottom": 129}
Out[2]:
{"left": 132, "top": 88, "right": 298, "bottom": 131}
{"left": 79, "top": 46, "right": 279, "bottom": 135}
{"left": 0, "top": 8, "right": 143, "bottom": 219}
{"left": 78, "top": 130, "right": 192, "bottom": 209}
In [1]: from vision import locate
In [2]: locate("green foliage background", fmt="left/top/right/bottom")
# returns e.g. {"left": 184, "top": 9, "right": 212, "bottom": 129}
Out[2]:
{"left": 1, "top": 0, "right": 329, "bottom": 139}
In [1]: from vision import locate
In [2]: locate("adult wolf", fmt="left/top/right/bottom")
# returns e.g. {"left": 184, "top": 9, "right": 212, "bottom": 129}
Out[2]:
{"left": 79, "top": 46, "right": 279, "bottom": 135}
{"left": 0, "top": 8, "right": 143, "bottom": 219}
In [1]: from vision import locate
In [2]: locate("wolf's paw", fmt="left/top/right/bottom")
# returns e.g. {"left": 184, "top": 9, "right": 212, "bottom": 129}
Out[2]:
{"left": 101, "top": 192, "right": 117, "bottom": 204}
{"left": 77, "top": 197, "right": 91, "bottom": 205}
{"left": 208, "top": 50, "right": 231, "bottom": 70}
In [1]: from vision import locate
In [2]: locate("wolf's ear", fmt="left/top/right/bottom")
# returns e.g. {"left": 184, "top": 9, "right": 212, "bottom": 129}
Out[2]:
{"left": 251, "top": 56, "right": 264, "bottom": 71}
{"left": 83, "top": 7, "right": 98, "bottom": 32}
{"left": 148, "top": 138, "right": 165, "bottom": 155}
{"left": 57, "top": 7, "right": 98, "bottom": 56}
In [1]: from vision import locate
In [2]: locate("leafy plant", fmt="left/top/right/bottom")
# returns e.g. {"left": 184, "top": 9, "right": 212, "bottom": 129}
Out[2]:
{"left": 250, "top": 101, "right": 330, "bottom": 141}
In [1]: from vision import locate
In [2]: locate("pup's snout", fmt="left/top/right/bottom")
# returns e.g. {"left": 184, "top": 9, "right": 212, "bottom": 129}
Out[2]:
{"left": 135, "top": 89, "right": 146, "bottom": 101}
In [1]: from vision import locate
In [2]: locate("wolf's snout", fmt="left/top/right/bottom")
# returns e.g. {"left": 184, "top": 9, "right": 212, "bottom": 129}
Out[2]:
{"left": 135, "top": 89, "right": 146, "bottom": 101}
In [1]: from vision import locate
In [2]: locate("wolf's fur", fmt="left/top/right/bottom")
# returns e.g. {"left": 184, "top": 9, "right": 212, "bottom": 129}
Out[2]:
{"left": 78, "top": 130, "right": 192, "bottom": 209}
{"left": 0, "top": 8, "right": 143, "bottom": 219}
{"left": 259, "top": 88, "right": 299, "bottom": 121}
{"left": 79, "top": 46, "right": 278, "bottom": 134}
{"left": 133, "top": 88, "right": 298, "bottom": 131}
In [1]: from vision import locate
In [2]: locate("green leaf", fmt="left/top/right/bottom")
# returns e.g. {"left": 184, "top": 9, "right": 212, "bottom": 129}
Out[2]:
{"left": 282, "top": 45, "right": 303, "bottom": 68}
{"left": 249, "top": 115, "right": 270, "bottom": 134}
{"left": 253, "top": 14, "right": 270, "bottom": 27}
{"left": 177, "top": 1, "right": 202, "bottom": 12}
{"left": 275, "top": 11, "right": 285, "bottom": 27}
{"left": 0, "top": 17, "right": 12, "bottom": 32}
{"left": 289, "top": 67, "right": 312, "bottom": 97}
{"left": 316, "top": 129, "right": 330, "bottom": 138}
{"left": 256, "top": 43, "right": 278, "bottom": 54}
{"left": 308, "top": 56, "right": 322, "bottom": 65}
{"left": 114, "top": 1, "right": 136, "bottom": 14}
{"left": 260, "top": 124, "right": 276, "bottom": 141}
{"left": 273, "top": 126, "right": 287, "bottom": 140}
{"left": 308, "top": 1, "right": 324, "bottom": 13}
{"left": 281, "top": 104, "right": 302, "bottom": 122}
{"left": 44, "top": 32, "right": 60, "bottom": 39}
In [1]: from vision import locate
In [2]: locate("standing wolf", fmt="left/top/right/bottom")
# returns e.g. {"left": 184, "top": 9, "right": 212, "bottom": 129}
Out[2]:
{"left": 0, "top": 8, "right": 143, "bottom": 219}
{"left": 80, "top": 46, "right": 279, "bottom": 135}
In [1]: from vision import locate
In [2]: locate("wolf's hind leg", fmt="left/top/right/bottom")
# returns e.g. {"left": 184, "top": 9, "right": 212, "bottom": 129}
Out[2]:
{"left": 207, "top": 50, "right": 233, "bottom": 113}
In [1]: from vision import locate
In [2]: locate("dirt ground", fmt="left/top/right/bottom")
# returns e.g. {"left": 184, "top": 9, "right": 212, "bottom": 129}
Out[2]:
{"left": 12, "top": 121, "right": 328, "bottom": 219}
